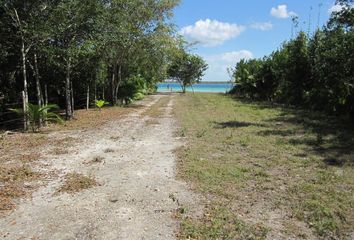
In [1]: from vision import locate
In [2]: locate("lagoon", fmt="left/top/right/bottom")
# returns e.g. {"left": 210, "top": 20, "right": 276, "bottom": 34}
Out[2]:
{"left": 157, "top": 82, "right": 233, "bottom": 93}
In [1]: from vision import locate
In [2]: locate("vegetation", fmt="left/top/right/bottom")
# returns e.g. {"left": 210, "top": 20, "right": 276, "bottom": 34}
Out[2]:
{"left": 0, "top": 0, "right": 190, "bottom": 129}
{"left": 95, "top": 99, "right": 109, "bottom": 110}
{"left": 56, "top": 172, "right": 98, "bottom": 194}
{"left": 174, "top": 93, "right": 353, "bottom": 239}
{"left": 230, "top": 1, "right": 354, "bottom": 118}
{"left": 10, "top": 103, "right": 63, "bottom": 132}
{"left": 168, "top": 48, "right": 208, "bottom": 93}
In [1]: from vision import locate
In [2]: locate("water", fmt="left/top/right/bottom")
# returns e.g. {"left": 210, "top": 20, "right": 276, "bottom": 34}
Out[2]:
{"left": 157, "top": 82, "right": 233, "bottom": 93}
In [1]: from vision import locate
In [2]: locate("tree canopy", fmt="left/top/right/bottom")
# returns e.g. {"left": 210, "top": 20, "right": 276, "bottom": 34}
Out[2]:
{"left": 0, "top": 0, "right": 209, "bottom": 129}
{"left": 230, "top": 1, "right": 354, "bottom": 118}
{"left": 168, "top": 47, "right": 208, "bottom": 93}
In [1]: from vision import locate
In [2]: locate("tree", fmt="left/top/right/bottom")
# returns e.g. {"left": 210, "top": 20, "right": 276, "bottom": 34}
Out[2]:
{"left": 168, "top": 50, "right": 208, "bottom": 93}
{"left": 229, "top": 4, "right": 354, "bottom": 118}
{"left": 0, "top": 0, "right": 183, "bottom": 130}
{"left": 2, "top": 0, "right": 52, "bottom": 128}
{"left": 47, "top": 0, "right": 101, "bottom": 119}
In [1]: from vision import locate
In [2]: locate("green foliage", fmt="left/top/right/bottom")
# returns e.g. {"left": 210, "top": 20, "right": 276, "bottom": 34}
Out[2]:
{"left": 95, "top": 100, "right": 108, "bottom": 109}
{"left": 0, "top": 0, "right": 182, "bottom": 127}
{"left": 10, "top": 103, "right": 63, "bottom": 132}
{"left": 168, "top": 47, "right": 208, "bottom": 93}
{"left": 118, "top": 75, "right": 148, "bottom": 104}
{"left": 230, "top": 6, "right": 354, "bottom": 118}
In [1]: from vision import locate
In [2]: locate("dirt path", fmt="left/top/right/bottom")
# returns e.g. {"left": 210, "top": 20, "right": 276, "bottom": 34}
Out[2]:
{"left": 0, "top": 94, "right": 199, "bottom": 240}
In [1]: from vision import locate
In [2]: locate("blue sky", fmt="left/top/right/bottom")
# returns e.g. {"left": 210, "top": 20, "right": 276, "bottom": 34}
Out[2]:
{"left": 173, "top": 0, "right": 341, "bottom": 82}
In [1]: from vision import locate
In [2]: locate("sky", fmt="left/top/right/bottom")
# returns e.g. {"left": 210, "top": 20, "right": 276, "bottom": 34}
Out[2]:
{"left": 173, "top": 0, "right": 343, "bottom": 82}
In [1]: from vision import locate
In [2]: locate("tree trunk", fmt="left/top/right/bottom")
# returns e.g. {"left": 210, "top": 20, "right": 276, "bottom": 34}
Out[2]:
{"left": 21, "top": 38, "right": 29, "bottom": 130}
{"left": 34, "top": 53, "right": 42, "bottom": 107}
{"left": 86, "top": 85, "right": 90, "bottom": 110}
{"left": 115, "top": 65, "right": 122, "bottom": 101}
{"left": 44, "top": 84, "right": 48, "bottom": 106}
{"left": 94, "top": 80, "right": 97, "bottom": 101}
{"left": 43, "top": 84, "right": 48, "bottom": 126}
{"left": 22, "top": 91, "right": 27, "bottom": 130}
{"left": 33, "top": 53, "right": 43, "bottom": 127}
{"left": 181, "top": 83, "right": 186, "bottom": 93}
{"left": 71, "top": 81, "right": 74, "bottom": 117}
{"left": 14, "top": 8, "right": 28, "bottom": 130}
{"left": 111, "top": 63, "right": 117, "bottom": 105}
{"left": 65, "top": 57, "right": 72, "bottom": 119}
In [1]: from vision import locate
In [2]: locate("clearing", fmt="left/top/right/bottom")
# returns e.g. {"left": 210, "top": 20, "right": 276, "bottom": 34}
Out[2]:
{"left": 0, "top": 93, "right": 353, "bottom": 240}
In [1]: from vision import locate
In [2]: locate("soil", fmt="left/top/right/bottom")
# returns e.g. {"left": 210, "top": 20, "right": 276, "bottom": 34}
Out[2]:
{"left": 0, "top": 94, "right": 200, "bottom": 240}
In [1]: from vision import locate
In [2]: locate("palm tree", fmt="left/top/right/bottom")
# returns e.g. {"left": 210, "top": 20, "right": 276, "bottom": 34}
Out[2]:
{"left": 11, "top": 103, "right": 63, "bottom": 132}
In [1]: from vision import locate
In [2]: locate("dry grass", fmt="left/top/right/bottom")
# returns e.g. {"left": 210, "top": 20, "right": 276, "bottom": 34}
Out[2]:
{"left": 145, "top": 119, "right": 160, "bottom": 125}
{"left": 0, "top": 105, "right": 133, "bottom": 215}
{"left": 142, "top": 96, "right": 169, "bottom": 119}
{"left": 0, "top": 133, "right": 46, "bottom": 214}
{"left": 50, "top": 147, "right": 69, "bottom": 155}
{"left": 50, "top": 106, "right": 134, "bottom": 131}
{"left": 174, "top": 93, "right": 354, "bottom": 239}
{"left": 0, "top": 164, "right": 40, "bottom": 213}
{"left": 104, "top": 148, "right": 115, "bottom": 153}
{"left": 56, "top": 172, "right": 98, "bottom": 194}
{"left": 84, "top": 156, "right": 104, "bottom": 164}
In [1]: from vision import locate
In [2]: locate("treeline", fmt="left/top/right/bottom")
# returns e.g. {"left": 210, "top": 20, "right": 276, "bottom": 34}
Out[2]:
{"left": 230, "top": 1, "right": 354, "bottom": 118}
{"left": 0, "top": 0, "right": 181, "bottom": 127}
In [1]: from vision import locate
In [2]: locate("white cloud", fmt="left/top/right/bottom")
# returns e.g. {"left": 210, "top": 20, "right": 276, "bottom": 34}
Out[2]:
{"left": 250, "top": 22, "right": 273, "bottom": 31}
{"left": 270, "top": 5, "right": 296, "bottom": 18}
{"left": 179, "top": 19, "right": 245, "bottom": 47}
{"left": 203, "top": 50, "right": 253, "bottom": 81}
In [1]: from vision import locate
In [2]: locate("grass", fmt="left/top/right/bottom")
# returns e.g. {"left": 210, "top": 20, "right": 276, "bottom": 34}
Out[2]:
{"left": 173, "top": 93, "right": 354, "bottom": 239}
{"left": 142, "top": 96, "right": 170, "bottom": 119}
{"left": 56, "top": 172, "right": 98, "bottom": 194}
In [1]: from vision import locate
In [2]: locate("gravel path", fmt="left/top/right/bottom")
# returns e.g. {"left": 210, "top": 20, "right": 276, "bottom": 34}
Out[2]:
{"left": 0, "top": 94, "right": 200, "bottom": 240}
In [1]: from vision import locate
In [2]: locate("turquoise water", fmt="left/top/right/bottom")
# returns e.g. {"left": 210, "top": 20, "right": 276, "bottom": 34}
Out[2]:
{"left": 157, "top": 82, "right": 233, "bottom": 93}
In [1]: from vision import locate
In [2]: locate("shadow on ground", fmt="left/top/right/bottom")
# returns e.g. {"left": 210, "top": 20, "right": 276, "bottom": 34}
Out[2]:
{"left": 259, "top": 106, "right": 353, "bottom": 166}
{"left": 214, "top": 121, "right": 267, "bottom": 129}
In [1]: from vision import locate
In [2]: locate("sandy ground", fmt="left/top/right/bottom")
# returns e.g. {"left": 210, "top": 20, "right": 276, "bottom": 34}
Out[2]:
{"left": 0, "top": 94, "right": 200, "bottom": 240}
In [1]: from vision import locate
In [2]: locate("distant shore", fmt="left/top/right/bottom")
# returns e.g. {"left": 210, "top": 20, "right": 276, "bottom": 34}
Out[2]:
{"left": 162, "top": 81, "right": 232, "bottom": 84}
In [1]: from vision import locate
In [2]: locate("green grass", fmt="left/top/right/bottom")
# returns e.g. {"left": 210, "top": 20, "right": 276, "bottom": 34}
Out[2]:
{"left": 173, "top": 93, "right": 354, "bottom": 239}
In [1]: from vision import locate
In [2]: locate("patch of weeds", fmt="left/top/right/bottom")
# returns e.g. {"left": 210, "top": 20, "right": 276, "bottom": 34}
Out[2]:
{"left": 19, "top": 153, "right": 41, "bottom": 163}
{"left": 177, "top": 206, "right": 187, "bottom": 214}
{"left": 0, "top": 165, "right": 37, "bottom": 183}
{"left": 253, "top": 169, "right": 269, "bottom": 178}
{"left": 290, "top": 177, "right": 353, "bottom": 238}
{"left": 293, "top": 198, "right": 339, "bottom": 237}
{"left": 145, "top": 119, "right": 159, "bottom": 125}
{"left": 142, "top": 97, "right": 169, "bottom": 118}
{"left": 110, "top": 136, "right": 120, "bottom": 141}
{"left": 177, "top": 127, "right": 187, "bottom": 137}
{"left": 0, "top": 165, "right": 39, "bottom": 213}
{"left": 239, "top": 136, "right": 250, "bottom": 147}
{"left": 84, "top": 156, "right": 104, "bottom": 164}
{"left": 104, "top": 148, "right": 115, "bottom": 153}
{"left": 196, "top": 129, "right": 207, "bottom": 138}
{"left": 0, "top": 184, "right": 26, "bottom": 211}
{"left": 51, "top": 147, "right": 69, "bottom": 155}
{"left": 179, "top": 204, "right": 269, "bottom": 240}
{"left": 56, "top": 172, "right": 98, "bottom": 194}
